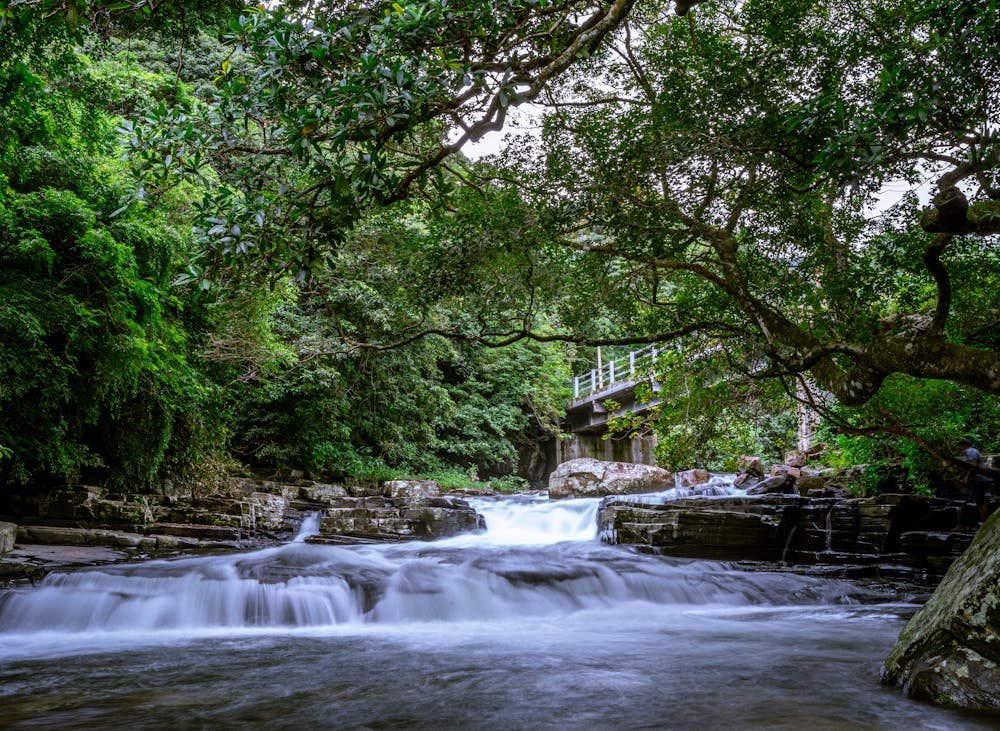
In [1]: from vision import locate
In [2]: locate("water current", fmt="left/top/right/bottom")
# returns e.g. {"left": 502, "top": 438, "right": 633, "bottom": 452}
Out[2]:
{"left": 0, "top": 491, "right": 993, "bottom": 729}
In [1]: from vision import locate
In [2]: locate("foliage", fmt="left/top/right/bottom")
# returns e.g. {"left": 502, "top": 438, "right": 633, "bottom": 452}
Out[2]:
{"left": 821, "top": 378, "right": 1000, "bottom": 493}
{"left": 605, "top": 349, "right": 798, "bottom": 471}
{"left": 0, "top": 29, "right": 228, "bottom": 488}
{"left": 228, "top": 204, "right": 573, "bottom": 478}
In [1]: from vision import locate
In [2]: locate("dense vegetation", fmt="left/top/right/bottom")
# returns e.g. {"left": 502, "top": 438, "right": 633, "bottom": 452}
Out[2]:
{"left": 1, "top": 0, "right": 997, "bottom": 494}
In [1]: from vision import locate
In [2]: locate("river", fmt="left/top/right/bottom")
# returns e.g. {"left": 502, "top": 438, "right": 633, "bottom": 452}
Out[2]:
{"left": 0, "top": 493, "right": 993, "bottom": 729}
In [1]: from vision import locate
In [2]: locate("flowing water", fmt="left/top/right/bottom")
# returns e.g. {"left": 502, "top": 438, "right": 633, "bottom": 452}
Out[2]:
{"left": 0, "top": 493, "right": 992, "bottom": 729}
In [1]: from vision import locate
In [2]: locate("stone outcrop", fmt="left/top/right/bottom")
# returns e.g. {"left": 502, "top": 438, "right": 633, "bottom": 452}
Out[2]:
{"left": 600, "top": 493, "right": 979, "bottom": 578}
{"left": 548, "top": 458, "right": 673, "bottom": 500}
{"left": 881, "top": 510, "right": 1000, "bottom": 711}
{"left": 737, "top": 456, "right": 764, "bottom": 476}
{"left": 0, "top": 474, "right": 489, "bottom": 563}
{"left": 16, "top": 525, "right": 208, "bottom": 550}
{"left": 315, "top": 494, "right": 484, "bottom": 542}
{"left": 382, "top": 479, "right": 440, "bottom": 500}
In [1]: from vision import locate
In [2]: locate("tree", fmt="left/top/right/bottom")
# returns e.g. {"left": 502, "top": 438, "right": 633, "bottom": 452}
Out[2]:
{"left": 473, "top": 0, "right": 1000, "bottom": 410}
{"left": 0, "top": 10, "right": 236, "bottom": 487}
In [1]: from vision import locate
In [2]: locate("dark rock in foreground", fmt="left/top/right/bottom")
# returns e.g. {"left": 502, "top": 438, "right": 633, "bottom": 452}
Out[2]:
{"left": 881, "top": 510, "right": 1000, "bottom": 712}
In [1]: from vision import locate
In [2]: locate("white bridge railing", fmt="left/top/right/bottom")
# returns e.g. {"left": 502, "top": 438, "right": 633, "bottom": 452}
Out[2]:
{"left": 571, "top": 344, "right": 663, "bottom": 400}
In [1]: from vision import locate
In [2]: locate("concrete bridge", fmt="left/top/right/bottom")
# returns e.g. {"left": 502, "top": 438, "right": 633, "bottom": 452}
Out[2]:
{"left": 558, "top": 345, "right": 664, "bottom": 465}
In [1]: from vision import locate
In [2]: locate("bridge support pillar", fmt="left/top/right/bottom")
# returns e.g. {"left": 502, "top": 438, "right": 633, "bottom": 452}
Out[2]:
{"left": 556, "top": 432, "right": 658, "bottom": 466}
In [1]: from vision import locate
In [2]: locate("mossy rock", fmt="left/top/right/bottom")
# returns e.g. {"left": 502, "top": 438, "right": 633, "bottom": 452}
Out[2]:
{"left": 881, "top": 509, "right": 1000, "bottom": 711}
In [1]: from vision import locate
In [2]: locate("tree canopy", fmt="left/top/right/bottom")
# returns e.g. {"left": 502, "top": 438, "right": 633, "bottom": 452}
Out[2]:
{"left": 1, "top": 0, "right": 997, "bottom": 489}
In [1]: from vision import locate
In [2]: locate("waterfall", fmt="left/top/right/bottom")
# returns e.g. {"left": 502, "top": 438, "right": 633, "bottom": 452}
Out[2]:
{"left": 0, "top": 493, "right": 872, "bottom": 637}
{"left": 463, "top": 494, "right": 601, "bottom": 545}
{"left": 293, "top": 512, "right": 322, "bottom": 543}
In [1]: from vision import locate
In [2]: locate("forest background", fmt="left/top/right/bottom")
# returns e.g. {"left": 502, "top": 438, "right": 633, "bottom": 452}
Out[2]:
{"left": 1, "top": 0, "right": 997, "bottom": 496}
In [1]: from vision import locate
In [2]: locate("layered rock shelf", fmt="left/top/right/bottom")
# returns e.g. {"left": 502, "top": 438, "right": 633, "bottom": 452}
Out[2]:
{"left": 600, "top": 493, "right": 979, "bottom": 580}
{"left": 0, "top": 475, "right": 486, "bottom": 581}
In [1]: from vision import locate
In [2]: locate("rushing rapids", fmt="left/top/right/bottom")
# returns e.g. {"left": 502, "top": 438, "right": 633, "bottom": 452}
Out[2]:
{"left": 0, "top": 493, "right": 993, "bottom": 729}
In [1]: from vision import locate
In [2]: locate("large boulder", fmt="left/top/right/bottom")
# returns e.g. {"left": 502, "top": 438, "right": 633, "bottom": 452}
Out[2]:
{"left": 548, "top": 458, "right": 673, "bottom": 500}
{"left": 881, "top": 510, "right": 1000, "bottom": 711}
{"left": 784, "top": 450, "right": 809, "bottom": 468}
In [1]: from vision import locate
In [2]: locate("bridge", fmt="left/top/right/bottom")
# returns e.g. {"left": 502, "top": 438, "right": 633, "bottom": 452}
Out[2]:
{"left": 556, "top": 342, "right": 817, "bottom": 468}
{"left": 559, "top": 345, "right": 665, "bottom": 465}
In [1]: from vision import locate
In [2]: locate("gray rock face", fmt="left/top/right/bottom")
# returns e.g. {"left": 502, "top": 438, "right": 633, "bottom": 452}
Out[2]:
{"left": 600, "top": 494, "right": 978, "bottom": 572}
{"left": 0, "top": 521, "right": 15, "bottom": 555}
{"left": 784, "top": 450, "right": 808, "bottom": 468}
{"left": 317, "top": 494, "right": 484, "bottom": 541}
{"left": 881, "top": 510, "right": 1000, "bottom": 711}
{"left": 548, "top": 458, "right": 673, "bottom": 500}
{"left": 382, "top": 479, "right": 440, "bottom": 500}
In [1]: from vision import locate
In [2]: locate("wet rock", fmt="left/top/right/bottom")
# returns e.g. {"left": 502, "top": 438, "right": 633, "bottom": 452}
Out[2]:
{"left": 747, "top": 475, "right": 793, "bottom": 495}
{"left": 600, "top": 496, "right": 795, "bottom": 561}
{"left": 242, "top": 492, "right": 288, "bottom": 531}
{"left": 807, "top": 485, "right": 852, "bottom": 499}
{"left": 548, "top": 458, "right": 673, "bottom": 499}
{"left": 733, "top": 472, "right": 761, "bottom": 489}
{"left": 602, "top": 492, "right": 975, "bottom": 578}
{"left": 737, "top": 456, "right": 764, "bottom": 476}
{"left": 881, "top": 510, "right": 1000, "bottom": 711}
{"left": 677, "top": 469, "right": 711, "bottom": 487}
{"left": 0, "top": 521, "right": 15, "bottom": 555}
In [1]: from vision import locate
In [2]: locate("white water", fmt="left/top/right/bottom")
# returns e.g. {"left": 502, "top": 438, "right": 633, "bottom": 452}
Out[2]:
{"left": 0, "top": 492, "right": 988, "bottom": 730}
{"left": 292, "top": 511, "right": 321, "bottom": 543}
{"left": 0, "top": 493, "right": 845, "bottom": 635}
{"left": 609, "top": 473, "right": 747, "bottom": 504}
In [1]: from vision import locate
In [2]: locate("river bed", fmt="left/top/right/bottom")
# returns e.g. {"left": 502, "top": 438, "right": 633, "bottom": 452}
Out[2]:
{"left": 0, "top": 493, "right": 992, "bottom": 729}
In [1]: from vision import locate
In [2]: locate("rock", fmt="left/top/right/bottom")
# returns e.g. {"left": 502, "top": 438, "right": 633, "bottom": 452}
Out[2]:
{"left": 747, "top": 475, "right": 792, "bottom": 495}
{"left": 382, "top": 479, "right": 441, "bottom": 501}
{"left": 677, "top": 468, "right": 711, "bottom": 487}
{"left": 806, "top": 485, "right": 851, "bottom": 499}
{"left": 769, "top": 464, "right": 791, "bottom": 478}
{"left": 298, "top": 483, "right": 349, "bottom": 502}
{"left": 0, "top": 521, "right": 15, "bottom": 555}
{"left": 318, "top": 495, "right": 482, "bottom": 540}
{"left": 737, "top": 456, "right": 764, "bottom": 476}
{"left": 881, "top": 510, "right": 1000, "bottom": 711}
{"left": 599, "top": 496, "right": 793, "bottom": 561}
{"left": 784, "top": 450, "right": 808, "bottom": 468}
{"left": 795, "top": 474, "right": 827, "bottom": 495}
{"left": 733, "top": 472, "right": 761, "bottom": 489}
{"left": 548, "top": 458, "right": 673, "bottom": 500}
{"left": 602, "top": 493, "right": 976, "bottom": 576}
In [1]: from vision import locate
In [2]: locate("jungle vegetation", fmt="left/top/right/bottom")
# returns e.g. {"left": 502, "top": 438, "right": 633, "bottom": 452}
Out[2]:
{"left": 1, "top": 0, "right": 997, "bottom": 492}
